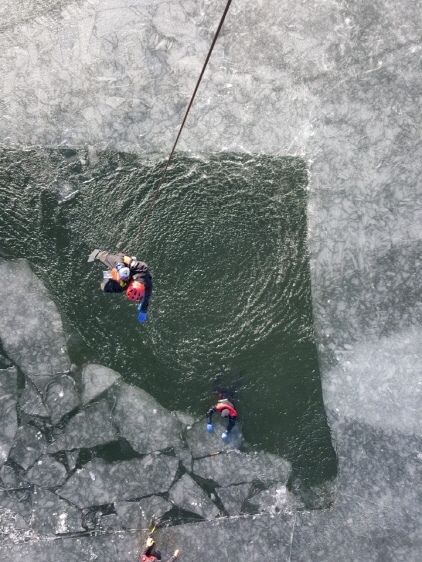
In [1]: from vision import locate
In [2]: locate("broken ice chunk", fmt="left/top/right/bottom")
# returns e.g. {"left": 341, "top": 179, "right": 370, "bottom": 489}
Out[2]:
{"left": 115, "top": 495, "right": 173, "bottom": 530}
{"left": 48, "top": 400, "right": 118, "bottom": 453}
{"left": 66, "top": 450, "right": 79, "bottom": 471}
{"left": 171, "top": 410, "right": 198, "bottom": 429}
{"left": 186, "top": 419, "right": 244, "bottom": 458}
{"left": 193, "top": 451, "right": 291, "bottom": 487}
{"left": 57, "top": 454, "right": 179, "bottom": 509}
{"left": 216, "top": 483, "right": 252, "bottom": 516}
{"left": 112, "top": 383, "right": 183, "bottom": 454}
{"left": 24, "top": 454, "right": 67, "bottom": 488}
{"left": 0, "top": 489, "right": 32, "bottom": 522}
{"left": 98, "top": 513, "right": 123, "bottom": 531}
{"left": 19, "top": 378, "right": 49, "bottom": 418}
{"left": 0, "top": 259, "right": 70, "bottom": 388}
{"left": 30, "top": 487, "right": 83, "bottom": 535}
{"left": 0, "top": 465, "right": 30, "bottom": 491}
{"left": 173, "top": 447, "right": 193, "bottom": 473}
{"left": 168, "top": 473, "right": 220, "bottom": 520}
{"left": 248, "top": 484, "right": 297, "bottom": 514}
{"left": 9, "top": 424, "right": 47, "bottom": 470}
{"left": 0, "top": 366, "right": 18, "bottom": 467}
{"left": 81, "top": 363, "right": 121, "bottom": 405}
{"left": 45, "top": 374, "right": 80, "bottom": 425}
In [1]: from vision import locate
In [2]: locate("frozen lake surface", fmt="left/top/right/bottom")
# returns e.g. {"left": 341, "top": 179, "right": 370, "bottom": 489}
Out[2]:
{"left": 1, "top": 0, "right": 422, "bottom": 560}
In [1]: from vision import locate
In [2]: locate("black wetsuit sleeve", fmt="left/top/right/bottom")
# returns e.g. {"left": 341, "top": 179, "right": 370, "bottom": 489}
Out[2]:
{"left": 138, "top": 280, "right": 152, "bottom": 313}
{"left": 206, "top": 406, "right": 216, "bottom": 424}
{"left": 227, "top": 416, "right": 236, "bottom": 434}
{"left": 143, "top": 545, "right": 154, "bottom": 556}
{"left": 130, "top": 261, "right": 152, "bottom": 313}
{"left": 166, "top": 557, "right": 177, "bottom": 562}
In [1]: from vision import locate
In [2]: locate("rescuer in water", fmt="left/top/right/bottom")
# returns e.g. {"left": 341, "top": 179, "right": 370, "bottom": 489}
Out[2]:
{"left": 88, "top": 249, "right": 152, "bottom": 322}
{"left": 206, "top": 375, "right": 238, "bottom": 441}
{"left": 141, "top": 536, "right": 179, "bottom": 562}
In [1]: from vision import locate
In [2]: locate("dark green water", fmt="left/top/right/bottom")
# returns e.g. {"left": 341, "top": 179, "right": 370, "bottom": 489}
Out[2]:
{"left": 0, "top": 148, "right": 336, "bottom": 490}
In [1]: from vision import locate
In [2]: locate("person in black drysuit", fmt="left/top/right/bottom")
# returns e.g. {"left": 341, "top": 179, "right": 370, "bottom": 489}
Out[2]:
{"left": 88, "top": 249, "right": 152, "bottom": 321}
{"left": 206, "top": 370, "right": 241, "bottom": 441}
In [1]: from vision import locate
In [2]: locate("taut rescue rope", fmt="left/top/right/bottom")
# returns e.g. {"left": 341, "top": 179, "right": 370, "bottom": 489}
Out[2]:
{"left": 136, "top": 0, "right": 233, "bottom": 246}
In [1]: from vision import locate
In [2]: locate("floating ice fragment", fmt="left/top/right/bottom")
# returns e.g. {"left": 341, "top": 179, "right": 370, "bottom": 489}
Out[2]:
{"left": 81, "top": 363, "right": 121, "bottom": 405}
{"left": 48, "top": 400, "right": 118, "bottom": 453}
{"left": 168, "top": 474, "right": 219, "bottom": 520}
{"left": 112, "top": 383, "right": 183, "bottom": 454}
{"left": 0, "top": 366, "right": 18, "bottom": 467}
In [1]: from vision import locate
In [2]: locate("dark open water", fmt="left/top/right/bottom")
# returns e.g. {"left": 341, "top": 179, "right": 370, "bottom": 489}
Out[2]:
{"left": 0, "top": 147, "right": 336, "bottom": 490}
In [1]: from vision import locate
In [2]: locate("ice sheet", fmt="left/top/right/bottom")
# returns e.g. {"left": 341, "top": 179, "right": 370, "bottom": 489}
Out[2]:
{"left": 9, "top": 425, "right": 47, "bottom": 471}
{"left": 24, "top": 455, "right": 67, "bottom": 488}
{"left": 111, "top": 382, "right": 184, "bottom": 454}
{"left": 193, "top": 451, "right": 292, "bottom": 488}
{"left": 57, "top": 454, "right": 179, "bottom": 509}
{"left": 48, "top": 399, "right": 118, "bottom": 452}
{"left": 81, "top": 363, "right": 121, "bottom": 405}
{"left": 45, "top": 375, "right": 80, "bottom": 425}
{"left": 168, "top": 473, "right": 220, "bottom": 520}
{"left": 0, "top": 367, "right": 18, "bottom": 467}
{"left": 115, "top": 496, "right": 173, "bottom": 530}
{"left": 0, "top": 260, "right": 70, "bottom": 388}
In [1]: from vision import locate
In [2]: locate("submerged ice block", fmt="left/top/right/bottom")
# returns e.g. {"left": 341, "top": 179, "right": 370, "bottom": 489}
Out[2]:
{"left": 0, "top": 259, "right": 70, "bottom": 389}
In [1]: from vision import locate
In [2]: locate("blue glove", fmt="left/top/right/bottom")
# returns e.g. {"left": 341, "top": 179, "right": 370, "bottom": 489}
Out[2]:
{"left": 138, "top": 312, "right": 148, "bottom": 323}
{"left": 206, "top": 424, "right": 213, "bottom": 432}
{"left": 221, "top": 432, "right": 228, "bottom": 441}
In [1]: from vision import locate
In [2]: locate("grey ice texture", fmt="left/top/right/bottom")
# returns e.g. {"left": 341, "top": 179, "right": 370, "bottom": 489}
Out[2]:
{"left": 216, "top": 483, "right": 252, "bottom": 516}
{"left": 112, "top": 383, "right": 184, "bottom": 454}
{"left": 45, "top": 375, "right": 80, "bottom": 425}
{"left": 186, "top": 418, "right": 243, "bottom": 458}
{"left": 1, "top": 0, "right": 422, "bottom": 560}
{"left": 30, "top": 487, "right": 84, "bottom": 535}
{"left": 48, "top": 399, "right": 118, "bottom": 452}
{"left": 81, "top": 363, "right": 121, "bottom": 405}
{"left": 168, "top": 473, "right": 220, "bottom": 520}
{"left": 9, "top": 425, "right": 48, "bottom": 471}
{"left": 18, "top": 380, "right": 49, "bottom": 418}
{"left": 115, "top": 496, "right": 173, "bottom": 530}
{"left": 0, "top": 259, "right": 70, "bottom": 389}
{"left": 24, "top": 455, "right": 68, "bottom": 488}
{"left": 194, "top": 451, "right": 291, "bottom": 488}
{"left": 0, "top": 367, "right": 18, "bottom": 467}
{"left": 57, "top": 455, "right": 179, "bottom": 509}
{"left": 248, "top": 484, "right": 298, "bottom": 514}
{"left": 0, "top": 465, "right": 29, "bottom": 491}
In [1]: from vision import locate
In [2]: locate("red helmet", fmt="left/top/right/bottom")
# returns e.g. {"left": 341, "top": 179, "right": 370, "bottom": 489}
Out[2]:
{"left": 126, "top": 281, "right": 145, "bottom": 301}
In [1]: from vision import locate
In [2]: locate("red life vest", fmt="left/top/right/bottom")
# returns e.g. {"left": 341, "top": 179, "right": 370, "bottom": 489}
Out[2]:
{"left": 215, "top": 401, "right": 237, "bottom": 417}
{"left": 141, "top": 555, "right": 157, "bottom": 562}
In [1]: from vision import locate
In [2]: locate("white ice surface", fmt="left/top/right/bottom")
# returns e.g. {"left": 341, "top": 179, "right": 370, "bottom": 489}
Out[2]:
{"left": 0, "top": 260, "right": 70, "bottom": 389}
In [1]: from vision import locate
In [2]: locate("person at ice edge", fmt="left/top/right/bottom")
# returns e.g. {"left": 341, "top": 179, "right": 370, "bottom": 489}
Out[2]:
{"left": 206, "top": 394, "right": 238, "bottom": 441}
{"left": 88, "top": 249, "right": 152, "bottom": 322}
{"left": 141, "top": 536, "right": 179, "bottom": 562}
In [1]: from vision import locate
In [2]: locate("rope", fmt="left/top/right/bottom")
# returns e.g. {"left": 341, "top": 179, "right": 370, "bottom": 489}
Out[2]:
{"left": 136, "top": 0, "right": 233, "bottom": 246}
